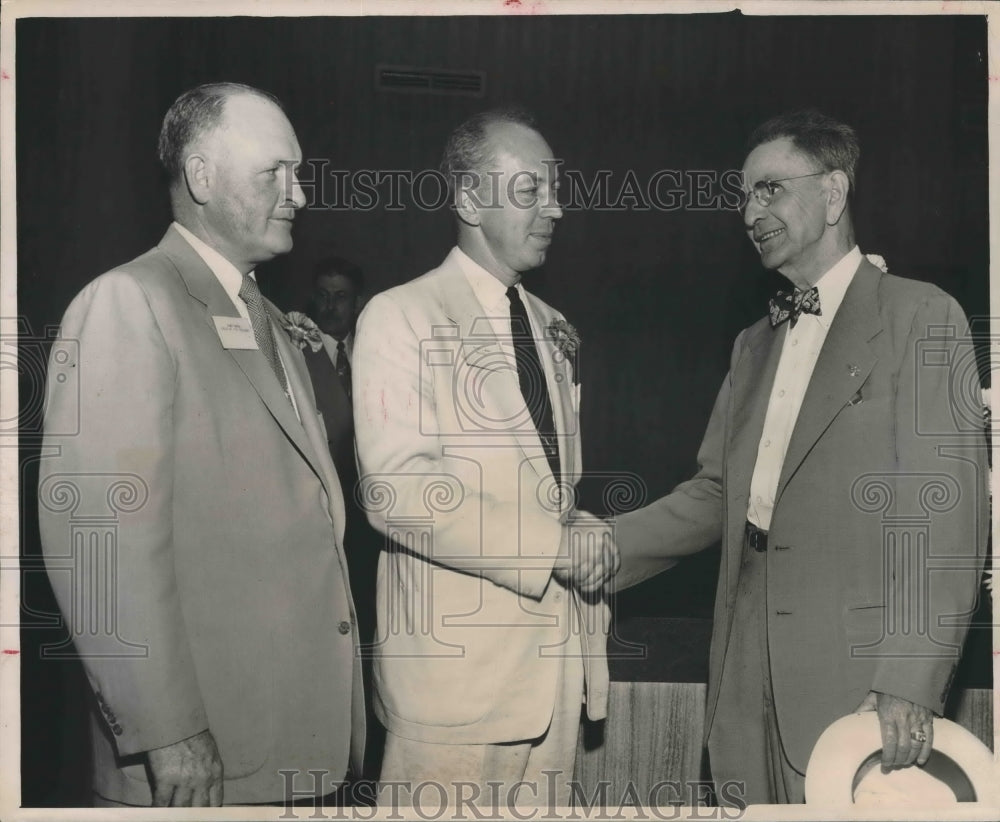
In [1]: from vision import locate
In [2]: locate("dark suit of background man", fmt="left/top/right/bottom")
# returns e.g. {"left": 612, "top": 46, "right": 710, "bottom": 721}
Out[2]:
{"left": 614, "top": 110, "right": 987, "bottom": 805}
{"left": 300, "top": 256, "right": 383, "bottom": 782}
{"left": 302, "top": 257, "right": 377, "bottom": 640}
{"left": 353, "top": 108, "right": 619, "bottom": 809}
{"left": 37, "top": 83, "right": 364, "bottom": 807}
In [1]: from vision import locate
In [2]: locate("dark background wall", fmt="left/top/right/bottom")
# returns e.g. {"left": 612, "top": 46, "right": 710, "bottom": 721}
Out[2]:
{"left": 15, "top": 12, "right": 989, "bottom": 805}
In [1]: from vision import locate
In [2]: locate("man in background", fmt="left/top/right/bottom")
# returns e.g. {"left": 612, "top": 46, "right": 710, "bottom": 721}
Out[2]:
{"left": 614, "top": 110, "right": 988, "bottom": 804}
{"left": 353, "top": 108, "right": 618, "bottom": 809}
{"left": 301, "top": 255, "right": 382, "bottom": 782}
{"left": 303, "top": 256, "right": 363, "bottom": 492}
{"left": 38, "top": 82, "right": 363, "bottom": 807}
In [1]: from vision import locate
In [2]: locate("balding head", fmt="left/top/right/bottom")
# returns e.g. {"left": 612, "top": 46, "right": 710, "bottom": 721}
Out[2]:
{"left": 161, "top": 83, "right": 305, "bottom": 273}
{"left": 157, "top": 82, "right": 283, "bottom": 189}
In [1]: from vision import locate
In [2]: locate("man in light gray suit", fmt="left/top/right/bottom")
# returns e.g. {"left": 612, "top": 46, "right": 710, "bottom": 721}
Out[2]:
{"left": 614, "top": 110, "right": 987, "bottom": 804}
{"left": 39, "top": 83, "right": 364, "bottom": 807}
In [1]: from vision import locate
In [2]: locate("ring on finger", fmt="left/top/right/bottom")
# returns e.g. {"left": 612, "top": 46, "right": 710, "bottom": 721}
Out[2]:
{"left": 910, "top": 729, "right": 928, "bottom": 744}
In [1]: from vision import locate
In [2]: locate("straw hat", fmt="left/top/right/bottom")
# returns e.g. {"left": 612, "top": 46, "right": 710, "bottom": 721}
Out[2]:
{"left": 804, "top": 712, "right": 997, "bottom": 807}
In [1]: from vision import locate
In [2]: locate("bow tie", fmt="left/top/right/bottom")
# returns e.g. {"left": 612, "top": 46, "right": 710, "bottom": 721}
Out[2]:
{"left": 769, "top": 286, "right": 822, "bottom": 328}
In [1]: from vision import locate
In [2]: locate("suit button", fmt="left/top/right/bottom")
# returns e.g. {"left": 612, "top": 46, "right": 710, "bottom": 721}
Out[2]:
{"left": 338, "top": 621, "right": 351, "bottom": 635}
{"left": 111, "top": 724, "right": 123, "bottom": 736}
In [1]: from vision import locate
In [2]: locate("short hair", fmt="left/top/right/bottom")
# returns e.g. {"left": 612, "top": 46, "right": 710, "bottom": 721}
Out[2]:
{"left": 157, "top": 82, "right": 283, "bottom": 185}
{"left": 747, "top": 109, "right": 860, "bottom": 194}
{"left": 313, "top": 256, "right": 364, "bottom": 294}
{"left": 440, "top": 106, "right": 538, "bottom": 198}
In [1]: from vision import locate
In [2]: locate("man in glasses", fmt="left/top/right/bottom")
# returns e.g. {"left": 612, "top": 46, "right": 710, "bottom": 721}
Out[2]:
{"left": 613, "top": 110, "right": 987, "bottom": 804}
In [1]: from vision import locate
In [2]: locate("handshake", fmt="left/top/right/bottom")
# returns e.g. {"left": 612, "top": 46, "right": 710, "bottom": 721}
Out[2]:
{"left": 551, "top": 510, "right": 621, "bottom": 594}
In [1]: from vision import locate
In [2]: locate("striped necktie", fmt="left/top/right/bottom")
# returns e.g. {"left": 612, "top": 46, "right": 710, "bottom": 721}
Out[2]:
{"left": 239, "top": 273, "right": 289, "bottom": 396}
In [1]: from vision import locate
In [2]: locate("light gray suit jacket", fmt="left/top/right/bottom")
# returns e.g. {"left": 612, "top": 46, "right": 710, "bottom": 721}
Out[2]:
{"left": 615, "top": 260, "right": 988, "bottom": 771}
{"left": 39, "top": 226, "right": 365, "bottom": 804}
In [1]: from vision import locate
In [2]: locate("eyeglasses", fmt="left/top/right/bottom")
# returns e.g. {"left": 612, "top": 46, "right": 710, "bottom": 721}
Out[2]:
{"left": 742, "top": 171, "right": 826, "bottom": 210}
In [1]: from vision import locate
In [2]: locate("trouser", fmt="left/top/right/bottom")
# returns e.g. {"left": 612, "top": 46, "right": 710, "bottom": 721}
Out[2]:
{"left": 707, "top": 522, "right": 805, "bottom": 806}
{"left": 377, "top": 649, "right": 585, "bottom": 812}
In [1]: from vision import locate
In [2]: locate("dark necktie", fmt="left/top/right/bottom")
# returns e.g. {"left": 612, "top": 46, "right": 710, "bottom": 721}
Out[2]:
{"left": 768, "top": 286, "right": 822, "bottom": 328}
{"left": 336, "top": 340, "right": 352, "bottom": 399}
{"left": 506, "top": 286, "right": 560, "bottom": 481}
{"left": 239, "top": 273, "right": 289, "bottom": 397}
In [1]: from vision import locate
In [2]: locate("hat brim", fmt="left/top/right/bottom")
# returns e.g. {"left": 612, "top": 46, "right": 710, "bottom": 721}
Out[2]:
{"left": 805, "top": 712, "right": 997, "bottom": 806}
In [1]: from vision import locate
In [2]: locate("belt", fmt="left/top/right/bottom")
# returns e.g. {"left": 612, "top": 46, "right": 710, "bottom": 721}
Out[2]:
{"left": 745, "top": 520, "right": 768, "bottom": 552}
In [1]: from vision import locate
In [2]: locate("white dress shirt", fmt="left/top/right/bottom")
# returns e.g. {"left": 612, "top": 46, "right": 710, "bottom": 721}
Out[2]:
{"left": 320, "top": 330, "right": 354, "bottom": 369}
{"left": 453, "top": 246, "right": 534, "bottom": 359}
{"left": 172, "top": 221, "right": 301, "bottom": 420}
{"left": 747, "top": 245, "right": 862, "bottom": 531}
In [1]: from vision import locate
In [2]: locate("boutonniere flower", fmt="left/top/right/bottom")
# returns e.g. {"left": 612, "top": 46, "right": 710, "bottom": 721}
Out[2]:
{"left": 280, "top": 311, "right": 324, "bottom": 352}
{"left": 865, "top": 253, "right": 889, "bottom": 274}
{"left": 547, "top": 318, "right": 581, "bottom": 384}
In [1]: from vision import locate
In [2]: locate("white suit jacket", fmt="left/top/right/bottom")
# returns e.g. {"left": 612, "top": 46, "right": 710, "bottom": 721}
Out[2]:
{"left": 353, "top": 248, "right": 610, "bottom": 744}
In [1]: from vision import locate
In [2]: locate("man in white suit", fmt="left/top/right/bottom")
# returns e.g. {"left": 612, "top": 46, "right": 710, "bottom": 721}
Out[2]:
{"left": 352, "top": 109, "right": 618, "bottom": 809}
{"left": 38, "top": 83, "right": 364, "bottom": 807}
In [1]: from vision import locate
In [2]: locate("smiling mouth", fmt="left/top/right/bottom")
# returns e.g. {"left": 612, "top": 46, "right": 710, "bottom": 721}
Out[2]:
{"left": 755, "top": 227, "right": 783, "bottom": 244}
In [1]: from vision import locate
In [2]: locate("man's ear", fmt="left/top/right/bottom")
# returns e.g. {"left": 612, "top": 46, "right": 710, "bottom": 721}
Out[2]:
{"left": 825, "top": 170, "right": 850, "bottom": 226}
{"left": 454, "top": 187, "right": 481, "bottom": 228}
{"left": 183, "top": 153, "right": 212, "bottom": 205}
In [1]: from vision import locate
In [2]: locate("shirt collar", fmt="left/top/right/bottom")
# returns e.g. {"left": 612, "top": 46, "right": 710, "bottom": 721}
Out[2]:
{"left": 320, "top": 330, "right": 353, "bottom": 359}
{"left": 810, "top": 245, "right": 862, "bottom": 329}
{"left": 453, "top": 246, "right": 519, "bottom": 313}
{"left": 172, "top": 221, "right": 254, "bottom": 310}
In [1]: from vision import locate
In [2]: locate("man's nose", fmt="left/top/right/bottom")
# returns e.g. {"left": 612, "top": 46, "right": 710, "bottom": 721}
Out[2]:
{"left": 288, "top": 174, "right": 307, "bottom": 210}
{"left": 743, "top": 197, "right": 765, "bottom": 230}
{"left": 280, "top": 163, "right": 307, "bottom": 210}
{"left": 542, "top": 198, "right": 564, "bottom": 220}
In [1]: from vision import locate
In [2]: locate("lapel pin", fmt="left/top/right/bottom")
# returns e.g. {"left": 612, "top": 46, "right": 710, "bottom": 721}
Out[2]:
{"left": 847, "top": 364, "right": 860, "bottom": 377}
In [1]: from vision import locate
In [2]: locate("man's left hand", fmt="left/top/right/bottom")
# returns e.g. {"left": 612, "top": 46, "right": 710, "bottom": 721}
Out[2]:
{"left": 855, "top": 690, "right": 933, "bottom": 770}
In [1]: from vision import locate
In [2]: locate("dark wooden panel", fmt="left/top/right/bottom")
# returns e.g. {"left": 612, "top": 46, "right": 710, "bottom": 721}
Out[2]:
{"left": 575, "top": 682, "right": 706, "bottom": 803}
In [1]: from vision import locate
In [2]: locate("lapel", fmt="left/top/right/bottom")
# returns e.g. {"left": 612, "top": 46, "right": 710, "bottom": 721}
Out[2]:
{"left": 304, "top": 346, "right": 353, "bottom": 443}
{"left": 158, "top": 226, "right": 332, "bottom": 498}
{"left": 433, "top": 253, "right": 560, "bottom": 487}
{"left": 523, "top": 290, "right": 577, "bottom": 487}
{"left": 726, "top": 317, "right": 785, "bottom": 598}
{"left": 775, "top": 260, "right": 883, "bottom": 503}
{"left": 269, "top": 302, "right": 346, "bottom": 521}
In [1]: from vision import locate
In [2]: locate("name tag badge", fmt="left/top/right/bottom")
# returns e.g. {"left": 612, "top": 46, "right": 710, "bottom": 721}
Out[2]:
{"left": 213, "top": 316, "right": 258, "bottom": 349}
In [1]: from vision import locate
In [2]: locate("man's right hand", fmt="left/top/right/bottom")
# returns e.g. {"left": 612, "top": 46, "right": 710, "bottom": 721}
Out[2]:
{"left": 147, "top": 728, "right": 223, "bottom": 806}
{"left": 552, "top": 510, "right": 620, "bottom": 594}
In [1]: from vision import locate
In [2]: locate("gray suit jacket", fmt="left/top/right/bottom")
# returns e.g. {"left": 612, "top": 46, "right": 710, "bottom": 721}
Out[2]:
{"left": 39, "top": 226, "right": 365, "bottom": 804}
{"left": 615, "top": 260, "right": 988, "bottom": 771}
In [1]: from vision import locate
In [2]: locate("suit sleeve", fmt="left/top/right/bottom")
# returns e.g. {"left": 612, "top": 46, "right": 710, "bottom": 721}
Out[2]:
{"left": 352, "top": 292, "right": 563, "bottom": 600}
{"left": 38, "top": 272, "right": 208, "bottom": 756}
{"left": 611, "top": 336, "right": 735, "bottom": 592}
{"left": 870, "top": 293, "right": 988, "bottom": 713}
